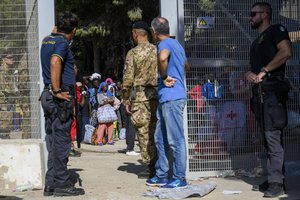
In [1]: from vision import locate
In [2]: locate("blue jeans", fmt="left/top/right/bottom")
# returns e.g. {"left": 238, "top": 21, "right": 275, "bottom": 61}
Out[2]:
{"left": 154, "top": 99, "right": 187, "bottom": 180}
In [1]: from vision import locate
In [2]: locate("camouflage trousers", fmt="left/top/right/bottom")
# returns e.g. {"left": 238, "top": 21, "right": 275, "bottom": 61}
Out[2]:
{"left": 0, "top": 106, "right": 13, "bottom": 130}
{"left": 131, "top": 100, "right": 158, "bottom": 165}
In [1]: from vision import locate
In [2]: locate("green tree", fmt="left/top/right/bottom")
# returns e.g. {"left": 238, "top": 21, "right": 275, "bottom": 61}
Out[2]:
{"left": 55, "top": 0, "right": 159, "bottom": 80}
{"left": 0, "top": 0, "right": 26, "bottom": 55}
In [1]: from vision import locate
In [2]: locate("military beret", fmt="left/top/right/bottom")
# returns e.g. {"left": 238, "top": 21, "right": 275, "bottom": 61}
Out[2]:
{"left": 1, "top": 53, "right": 13, "bottom": 59}
{"left": 132, "top": 21, "right": 150, "bottom": 32}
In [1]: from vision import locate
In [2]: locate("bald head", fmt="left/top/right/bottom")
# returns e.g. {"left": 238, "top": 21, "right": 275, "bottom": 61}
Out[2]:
{"left": 151, "top": 17, "right": 169, "bottom": 35}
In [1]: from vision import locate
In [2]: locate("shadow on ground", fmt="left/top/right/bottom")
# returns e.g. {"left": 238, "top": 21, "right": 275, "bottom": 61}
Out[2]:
{"left": 0, "top": 196, "right": 23, "bottom": 200}
{"left": 117, "top": 160, "right": 146, "bottom": 177}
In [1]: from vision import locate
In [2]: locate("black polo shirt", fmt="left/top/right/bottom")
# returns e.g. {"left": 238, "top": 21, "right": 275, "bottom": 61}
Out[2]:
{"left": 250, "top": 24, "right": 291, "bottom": 75}
{"left": 40, "top": 33, "right": 75, "bottom": 85}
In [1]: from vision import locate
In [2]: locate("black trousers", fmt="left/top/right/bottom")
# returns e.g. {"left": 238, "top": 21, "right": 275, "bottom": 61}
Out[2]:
{"left": 40, "top": 89, "right": 73, "bottom": 188}
{"left": 251, "top": 88, "right": 286, "bottom": 184}
{"left": 119, "top": 103, "right": 136, "bottom": 151}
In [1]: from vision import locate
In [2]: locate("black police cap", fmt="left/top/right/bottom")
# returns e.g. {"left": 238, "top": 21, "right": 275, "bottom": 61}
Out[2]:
{"left": 132, "top": 21, "right": 150, "bottom": 32}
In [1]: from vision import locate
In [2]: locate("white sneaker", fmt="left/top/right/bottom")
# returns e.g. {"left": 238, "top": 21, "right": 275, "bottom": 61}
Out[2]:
{"left": 126, "top": 151, "right": 140, "bottom": 156}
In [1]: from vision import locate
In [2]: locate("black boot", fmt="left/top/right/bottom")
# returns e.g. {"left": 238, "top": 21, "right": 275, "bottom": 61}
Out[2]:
{"left": 149, "top": 163, "right": 156, "bottom": 178}
{"left": 253, "top": 179, "right": 286, "bottom": 192}
{"left": 138, "top": 163, "right": 156, "bottom": 179}
{"left": 137, "top": 168, "right": 150, "bottom": 179}
{"left": 53, "top": 185, "right": 85, "bottom": 196}
{"left": 43, "top": 186, "right": 55, "bottom": 196}
{"left": 263, "top": 182, "right": 284, "bottom": 198}
{"left": 252, "top": 180, "right": 268, "bottom": 192}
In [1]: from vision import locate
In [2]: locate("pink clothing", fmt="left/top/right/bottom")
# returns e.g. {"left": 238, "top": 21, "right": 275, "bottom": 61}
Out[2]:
{"left": 105, "top": 78, "right": 114, "bottom": 85}
{"left": 96, "top": 122, "right": 114, "bottom": 144}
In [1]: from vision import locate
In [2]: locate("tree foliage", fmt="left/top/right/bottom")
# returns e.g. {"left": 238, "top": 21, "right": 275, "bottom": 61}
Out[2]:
{"left": 0, "top": 0, "right": 26, "bottom": 54}
{"left": 55, "top": 0, "right": 159, "bottom": 80}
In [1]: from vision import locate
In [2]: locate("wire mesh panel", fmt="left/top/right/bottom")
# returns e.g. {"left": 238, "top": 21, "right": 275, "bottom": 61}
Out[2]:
{"left": 0, "top": 0, "right": 41, "bottom": 139}
{"left": 183, "top": 0, "right": 300, "bottom": 177}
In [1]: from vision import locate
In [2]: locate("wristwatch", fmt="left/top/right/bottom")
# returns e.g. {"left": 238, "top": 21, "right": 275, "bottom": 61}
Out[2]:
{"left": 162, "top": 75, "right": 168, "bottom": 80}
{"left": 52, "top": 88, "right": 62, "bottom": 94}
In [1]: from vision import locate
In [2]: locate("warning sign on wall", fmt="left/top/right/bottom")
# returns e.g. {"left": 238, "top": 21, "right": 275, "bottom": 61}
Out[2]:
{"left": 197, "top": 17, "right": 215, "bottom": 29}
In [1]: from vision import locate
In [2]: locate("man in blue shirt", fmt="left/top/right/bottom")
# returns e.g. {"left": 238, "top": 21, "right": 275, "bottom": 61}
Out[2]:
{"left": 40, "top": 11, "right": 84, "bottom": 197}
{"left": 146, "top": 17, "right": 190, "bottom": 188}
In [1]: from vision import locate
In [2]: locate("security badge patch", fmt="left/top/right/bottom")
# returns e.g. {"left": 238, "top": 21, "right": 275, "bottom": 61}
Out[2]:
{"left": 279, "top": 26, "right": 286, "bottom": 32}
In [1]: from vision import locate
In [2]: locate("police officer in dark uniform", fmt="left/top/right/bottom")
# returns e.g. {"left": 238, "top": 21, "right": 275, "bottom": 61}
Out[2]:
{"left": 246, "top": 2, "right": 292, "bottom": 198}
{"left": 40, "top": 11, "right": 85, "bottom": 197}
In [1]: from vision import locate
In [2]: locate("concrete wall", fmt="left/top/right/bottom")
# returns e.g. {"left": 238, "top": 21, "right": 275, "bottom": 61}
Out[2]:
{"left": 0, "top": 139, "right": 44, "bottom": 191}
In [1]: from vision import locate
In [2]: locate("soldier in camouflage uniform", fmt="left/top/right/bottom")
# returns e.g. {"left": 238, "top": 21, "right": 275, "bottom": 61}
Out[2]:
{"left": 16, "top": 53, "right": 31, "bottom": 136}
{"left": 0, "top": 53, "right": 15, "bottom": 131}
{"left": 122, "top": 21, "right": 158, "bottom": 178}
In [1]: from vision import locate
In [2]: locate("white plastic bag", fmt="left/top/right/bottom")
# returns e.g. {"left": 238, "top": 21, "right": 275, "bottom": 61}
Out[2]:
{"left": 119, "top": 128, "right": 126, "bottom": 140}
{"left": 84, "top": 124, "right": 95, "bottom": 144}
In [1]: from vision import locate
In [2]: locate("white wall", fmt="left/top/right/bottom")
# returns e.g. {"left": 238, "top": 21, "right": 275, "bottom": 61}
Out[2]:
{"left": 0, "top": 140, "right": 43, "bottom": 191}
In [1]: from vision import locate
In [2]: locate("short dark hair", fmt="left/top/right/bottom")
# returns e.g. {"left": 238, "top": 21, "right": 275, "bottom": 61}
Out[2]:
{"left": 252, "top": 2, "right": 272, "bottom": 20}
{"left": 56, "top": 11, "right": 79, "bottom": 34}
{"left": 151, "top": 17, "right": 169, "bottom": 35}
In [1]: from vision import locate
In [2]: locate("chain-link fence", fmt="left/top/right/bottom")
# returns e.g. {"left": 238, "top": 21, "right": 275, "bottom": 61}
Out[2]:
{"left": 183, "top": 0, "right": 300, "bottom": 177}
{"left": 0, "top": 0, "right": 41, "bottom": 139}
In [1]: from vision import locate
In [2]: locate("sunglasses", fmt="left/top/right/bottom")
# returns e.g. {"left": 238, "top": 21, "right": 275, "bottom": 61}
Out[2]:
{"left": 250, "top": 11, "right": 266, "bottom": 17}
{"left": 5, "top": 56, "right": 13, "bottom": 59}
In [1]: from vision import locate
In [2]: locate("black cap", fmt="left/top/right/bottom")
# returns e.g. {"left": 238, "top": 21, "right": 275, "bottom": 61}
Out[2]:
{"left": 132, "top": 21, "right": 150, "bottom": 32}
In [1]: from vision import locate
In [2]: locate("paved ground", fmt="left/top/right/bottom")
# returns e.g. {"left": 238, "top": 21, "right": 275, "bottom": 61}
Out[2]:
{"left": 0, "top": 140, "right": 299, "bottom": 200}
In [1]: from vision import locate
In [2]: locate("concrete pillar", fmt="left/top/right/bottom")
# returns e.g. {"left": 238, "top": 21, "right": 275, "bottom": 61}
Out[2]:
{"left": 0, "top": 140, "right": 44, "bottom": 190}
{"left": 37, "top": 0, "right": 55, "bottom": 181}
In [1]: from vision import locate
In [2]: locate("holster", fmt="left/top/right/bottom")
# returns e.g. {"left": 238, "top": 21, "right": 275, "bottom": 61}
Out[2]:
{"left": 267, "top": 101, "right": 287, "bottom": 129}
{"left": 54, "top": 85, "right": 75, "bottom": 122}
{"left": 261, "top": 76, "right": 291, "bottom": 103}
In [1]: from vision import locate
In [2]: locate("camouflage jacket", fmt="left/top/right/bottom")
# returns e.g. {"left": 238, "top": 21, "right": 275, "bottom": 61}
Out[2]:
{"left": 122, "top": 42, "right": 158, "bottom": 105}
{"left": 0, "top": 64, "right": 16, "bottom": 104}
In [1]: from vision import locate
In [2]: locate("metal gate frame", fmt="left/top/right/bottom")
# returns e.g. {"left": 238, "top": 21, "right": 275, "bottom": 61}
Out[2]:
{"left": 160, "top": 0, "right": 300, "bottom": 179}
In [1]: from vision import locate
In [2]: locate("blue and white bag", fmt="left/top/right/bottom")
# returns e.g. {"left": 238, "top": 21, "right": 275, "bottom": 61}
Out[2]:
{"left": 97, "top": 104, "right": 118, "bottom": 123}
{"left": 83, "top": 124, "right": 95, "bottom": 144}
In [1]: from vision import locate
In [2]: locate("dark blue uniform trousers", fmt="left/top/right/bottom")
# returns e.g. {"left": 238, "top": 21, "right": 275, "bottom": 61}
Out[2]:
{"left": 41, "top": 90, "right": 73, "bottom": 188}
